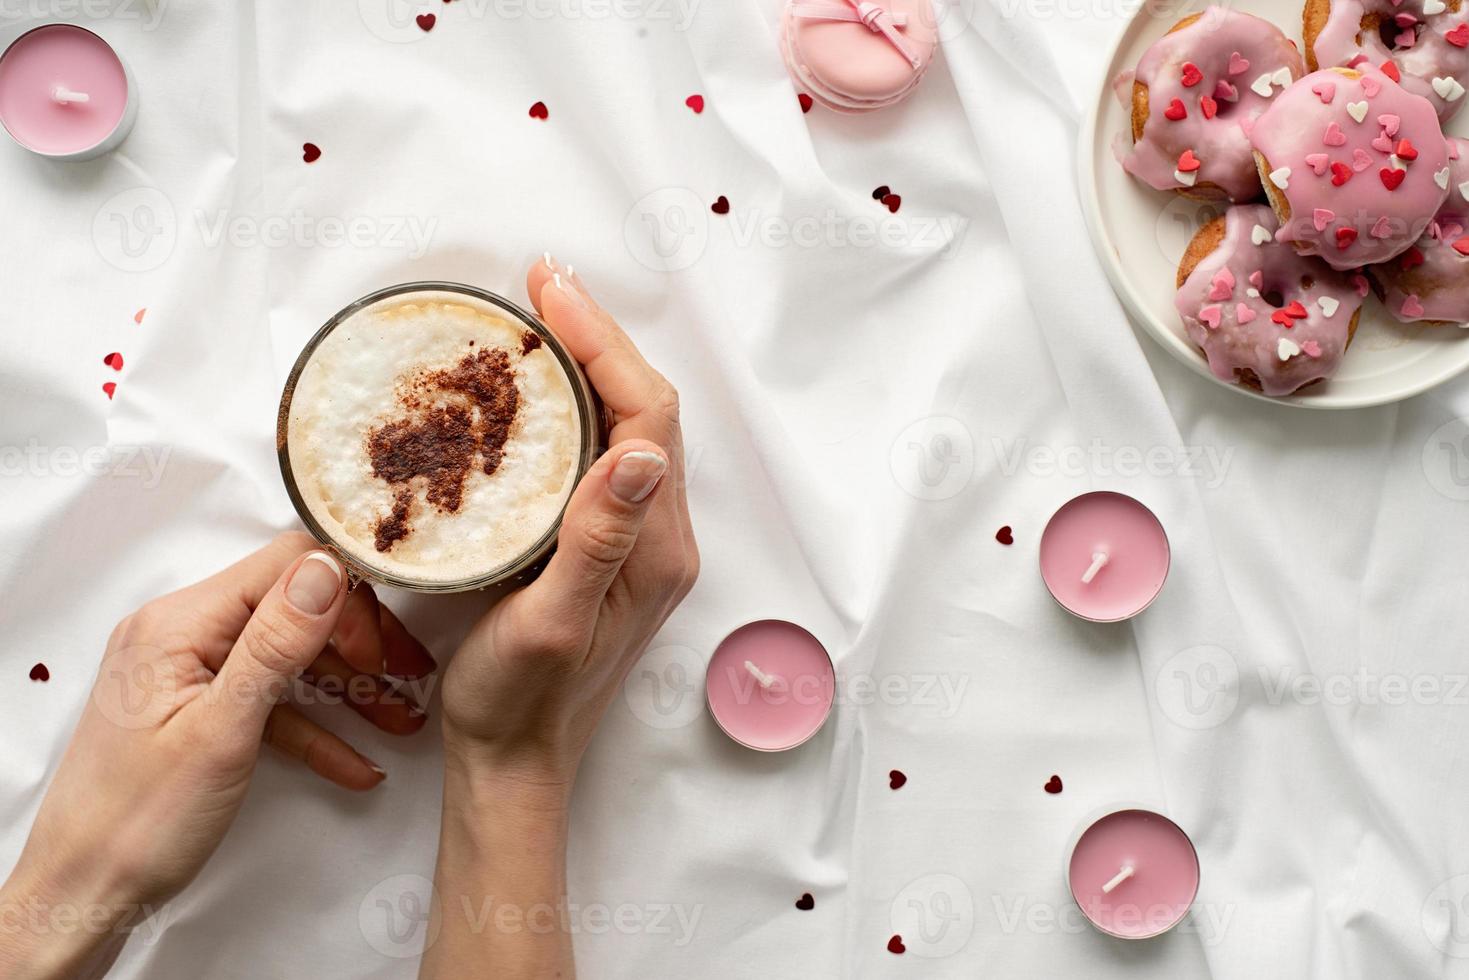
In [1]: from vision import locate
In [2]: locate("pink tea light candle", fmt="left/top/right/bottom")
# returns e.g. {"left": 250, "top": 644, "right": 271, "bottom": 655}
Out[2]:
{"left": 1039, "top": 492, "right": 1170, "bottom": 622}
{"left": 705, "top": 620, "right": 835, "bottom": 751}
{"left": 0, "top": 24, "right": 137, "bottom": 160}
{"left": 1067, "top": 808, "right": 1201, "bottom": 939}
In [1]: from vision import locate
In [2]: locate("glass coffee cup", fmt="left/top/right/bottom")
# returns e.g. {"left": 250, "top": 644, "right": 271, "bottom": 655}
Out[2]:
{"left": 278, "top": 281, "right": 601, "bottom": 592}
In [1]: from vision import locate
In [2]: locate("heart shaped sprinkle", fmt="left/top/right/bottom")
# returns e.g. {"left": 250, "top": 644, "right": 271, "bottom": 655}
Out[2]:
{"left": 133, "top": 308, "right": 146, "bottom": 324}
{"left": 1402, "top": 247, "right": 1425, "bottom": 269}
{"left": 1250, "top": 72, "right": 1276, "bottom": 97}
{"left": 1271, "top": 309, "right": 1293, "bottom": 325}
{"left": 1175, "top": 168, "right": 1197, "bottom": 187}
{"left": 1208, "top": 266, "right": 1235, "bottom": 300}
{"left": 798, "top": 92, "right": 814, "bottom": 113}
{"left": 1322, "top": 122, "right": 1346, "bottom": 146}
{"left": 1278, "top": 338, "right": 1302, "bottom": 361}
{"left": 1282, "top": 300, "right": 1307, "bottom": 319}
{"left": 1311, "top": 80, "right": 1337, "bottom": 103}
{"left": 29, "top": 663, "right": 49, "bottom": 682}
{"left": 1200, "top": 95, "right": 1218, "bottom": 119}
{"left": 302, "top": 142, "right": 321, "bottom": 163}
{"left": 1331, "top": 162, "right": 1353, "bottom": 186}
{"left": 1302, "top": 340, "right": 1323, "bottom": 357}
{"left": 795, "top": 893, "right": 814, "bottom": 910}
{"left": 1426, "top": 0, "right": 1447, "bottom": 13}
{"left": 1272, "top": 66, "right": 1291, "bottom": 87}
{"left": 872, "top": 185, "right": 891, "bottom": 200}
{"left": 1236, "top": 302, "right": 1257, "bottom": 323}
{"left": 1181, "top": 62, "right": 1203, "bottom": 87}
{"left": 102, "top": 381, "right": 116, "bottom": 399}
{"left": 1199, "top": 304, "right": 1222, "bottom": 328}
{"left": 711, "top": 195, "right": 730, "bottom": 214}
{"left": 1448, "top": 23, "right": 1469, "bottom": 47}
{"left": 1269, "top": 166, "right": 1291, "bottom": 189}
{"left": 1252, "top": 223, "right": 1273, "bottom": 245}
{"left": 1380, "top": 167, "right": 1406, "bottom": 190}
{"left": 881, "top": 193, "right": 901, "bottom": 213}
{"left": 1381, "top": 61, "right": 1401, "bottom": 82}
{"left": 1044, "top": 775, "right": 1063, "bottom": 794}
{"left": 889, "top": 769, "right": 907, "bottom": 790}
{"left": 1371, "top": 215, "right": 1394, "bottom": 238}
{"left": 528, "top": 101, "right": 549, "bottom": 120}
{"left": 1313, "top": 207, "right": 1335, "bottom": 231}
{"left": 1433, "top": 75, "right": 1466, "bottom": 102}
{"left": 1361, "top": 74, "right": 1382, "bottom": 97}
{"left": 416, "top": 12, "right": 435, "bottom": 30}
{"left": 1177, "top": 148, "right": 1201, "bottom": 172}
{"left": 1319, "top": 296, "right": 1340, "bottom": 317}
{"left": 1227, "top": 51, "right": 1250, "bottom": 75}
{"left": 1454, "top": 237, "right": 1469, "bottom": 255}
{"left": 1395, "top": 138, "right": 1418, "bottom": 160}
{"left": 1372, "top": 132, "right": 1395, "bottom": 153}
{"left": 1305, "top": 153, "right": 1329, "bottom": 175}
{"left": 1402, "top": 294, "right": 1425, "bottom": 317}
{"left": 1346, "top": 100, "right": 1369, "bottom": 123}
{"left": 1353, "top": 273, "right": 1371, "bottom": 295}
{"left": 685, "top": 94, "right": 704, "bottom": 114}
{"left": 1378, "top": 113, "right": 1401, "bottom": 136}
{"left": 1163, "top": 98, "right": 1187, "bottom": 120}
{"left": 1396, "top": 28, "right": 1416, "bottom": 47}
{"left": 1250, "top": 270, "right": 1264, "bottom": 288}
{"left": 103, "top": 352, "right": 123, "bottom": 370}
{"left": 887, "top": 935, "right": 906, "bottom": 955}
{"left": 1435, "top": 166, "right": 1451, "bottom": 189}
{"left": 995, "top": 525, "right": 1014, "bottom": 545}
{"left": 1352, "top": 149, "right": 1372, "bottom": 172}
{"left": 1337, "top": 226, "right": 1359, "bottom": 248}
{"left": 1214, "top": 79, "right": 1238, "bottom": 102}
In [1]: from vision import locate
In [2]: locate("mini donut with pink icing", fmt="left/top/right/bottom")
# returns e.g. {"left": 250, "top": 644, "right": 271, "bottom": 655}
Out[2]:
{"left": 1304, "top": 0, "right": 1469, "bottom": 121}
{"left": 1176, "top": 204, "right": 1364, "bottom": 396}
{"left": 1122, "top": 6, "right": 1305, "bottom": 200}
{"left": 1251, "top": 66, "right": 1449, "bottom": 269}
{"left": 1369, "top": 135, "right": 1469, "bottom": 322}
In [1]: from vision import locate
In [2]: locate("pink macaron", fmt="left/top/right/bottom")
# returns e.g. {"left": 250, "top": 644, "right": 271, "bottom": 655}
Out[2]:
{"left": 781, "top": 0, "right": 938, "bottom": 113}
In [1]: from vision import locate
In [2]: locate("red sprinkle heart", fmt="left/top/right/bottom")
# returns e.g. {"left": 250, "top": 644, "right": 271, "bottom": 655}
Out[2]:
{"left": 1282, "top": 300, "right": 1308, "bottom": 318}
{"left": 1381, "top": 60, "right": 1401, "bottom": 82}
{"left": 887, "top": 935, "right": 906, "bottom": 955}
{"left": 1200, "top": 95, "right": 1218, "bottom": 119}
{"left": 1271, "top": 309, "right": 1294, "bottom": 325}
{"left": 29, "top": 663, "right": 49, "bottom": 682}
{"left": 710, "top": 195, "right": 730, "bottom": 215}
{"left": 1403, "top": 246, "right": 1425, "bottom": 268}
{"left": 872, "top": 185, "right": 891, "bottom": 200}
{"left": 302, "top": 142, "right": 321, "bottom": 164}
{"left": 1331, "top": 162, "right": 1353, "bottom": 186}
{"left": 881, "top": 193, "right": 901, "bottom": 213}
{"left": 795, "top": 893, "right": 814, "bottom": 910}
{"left": 103, "top": 352, "right": 123, "bottom": 370}
{"left": 528, "top": 101, "right": 549, "bottom": 120}
{"left": 1449, "top": 23, "right": 1469, "bottom": 47}
{"left": 685, "top": 93, "right": 704, "bottom": 114}
{"left": 1177, "top": 148, "right": 1201, "bottom": 173}
{"left": 1180, "top": 62, "right": 1203, "bottom": 87}
{"left": 1380, "top": 167, "right": 1406, "bottom": 190}
{"left": 416, "top": 12, "right": 436, "bottom": 30}
{"left": 1395, "top": 138, "right": 1418, "bottom": 161}
{"left": 1454, "top": 237, "right": 1469, "bottom": 256}
{"left": 1336, "top": 227, "right": 1358, "bottom": 249}
{"left": 798, "top": 92, "right": 814, "bottom": 113}
{"left": 1163, "top": 97, "right": 1187, "bottom": 121}
{"left": 995, "top": 525, "right": 1014, "bottom": 545}
{"left": 889, "top": 769, "right": 907, "bottom": 790}
{"left": 102, "top": 381, "right": 117, "bottom": 399}
{"left": 1044, "top": 774, "right": 1063, "bottom": 794}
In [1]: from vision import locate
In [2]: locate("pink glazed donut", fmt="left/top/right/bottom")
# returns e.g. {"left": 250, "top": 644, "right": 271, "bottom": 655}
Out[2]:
{"left": 1176, "top": 204, "right": 1363, "bottom": 396}
{"left": 1121, "top": 6, "right": 1304, "bottom": 201}
{"left": 1251, "top": 66, "right": 1450, "bottom": 269}
{"left": 1304, "top": 0, "right": 1469, "bottom": 121}
{"left": 781, "top": 0, "right": 937, "bottom": 112}
{"left": 1369, "top": 135, "right": 1469, "bottom": 323}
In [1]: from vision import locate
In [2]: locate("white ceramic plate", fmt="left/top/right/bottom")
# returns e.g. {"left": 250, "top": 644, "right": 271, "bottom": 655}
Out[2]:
{"left": 1079, "top": 1, "right": 1469, "bottom": 408}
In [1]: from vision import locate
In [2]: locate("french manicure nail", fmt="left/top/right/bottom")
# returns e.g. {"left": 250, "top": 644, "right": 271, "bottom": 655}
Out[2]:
{"left": 553, "top": 272, "right": 592, "bottom": 310}
{"left": 360, "top": 753, "right": 387, "bottom": 778}
{"left": 285, "top": 552, "right": 342, "bottom": 615}
{"left": 610, "top": 450, "right": 668, "bottom": 503}
{"left": 542, "top": 251, "right": 558, "bottom": 273}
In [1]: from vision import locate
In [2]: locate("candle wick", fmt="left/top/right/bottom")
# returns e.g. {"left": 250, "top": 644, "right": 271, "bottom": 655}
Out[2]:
{"left": 743, "top": 660, "right": 777, "bottom": 690}
{"left": 53, "top": 86, "right": 91, "bottom": 105}
{"left": 1101, "top": 865, "right": 1135, "bottom": 894}
{"left": 1081, "top": 551, "right": 1109, "bottom": 585}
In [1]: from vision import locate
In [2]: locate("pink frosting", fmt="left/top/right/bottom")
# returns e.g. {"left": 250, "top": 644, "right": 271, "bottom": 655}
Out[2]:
{"left": 1251, "top": 67, "right": 1449, "bottom": 269}
{"left": 1310, "top": 0, "right": 1469, "bottom": 121}
{"left": 1176, "top": 204, "right": 1361, "bottom": 395}
{"left": 1122, "top": 6, "right": 1304, "bottom": 201}
{"left": 780, "top": 0, "right": 936, "bottom": 113}
{"left": 1372, "top": 135, "right": 1469, "bottom": 322}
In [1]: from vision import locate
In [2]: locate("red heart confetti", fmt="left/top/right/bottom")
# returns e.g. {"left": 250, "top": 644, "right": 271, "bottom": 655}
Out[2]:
{"left": 1330, "top": 162, "right": 1353, "bottom": 186}
{"left": 1381, "top": 60, "right": 1401, "bottom": 82}
{"left": 103, "top": 352, "right": 124, "bottom": 370}
{"left": 134, "top": 308, "right": 146, "bottom": 324}
{"left": 29, "top": 663, "right": 49, "bottom": 682}
{"left": 887, "top": 935, "right": 906, "bottom": 955}
{"left": 528, "top": 101, "right": 549, "bottom": 120}
{"left": 1163, "top": 98, "right": 1187, "bottom": 121}
{"left": 1449, "top": 23, "right": 1469, "bottom": 47}
{"left": 710, "top": 195, "right": 730, "bottom": 214}
{"left": 889, "top": 769, "right": 907, "bottom": 790}
{"left": 1180, "top": 62, "right": 1203, "bottom": 87}
{"left": 872, "top": 185, "right": 891, "bottom": 200}
{"left": 1453, "top": 237, "right": 1469, "bottom": 255}
{"left": 1403, "top": 246, "right": 1425, "bottom": 268}
{"left": 1200, "top": 95, "right": 1218, "bottom": 119}
{"left": 1282, "top": 300, "right": 1308, "bottom": 318}
{"left": 1044, "top": 774, "right": 1063, "bottom": 794}
{"left": 1271, "top": 309, "right": 1294, "bottom": 325}
{"left": 685, "top": 94, "right": 704, "bottom": 114}
{"left": 795, "top": 893, "right": 814, "bottom": 911}
{"left": 1177, "top": 149, "right": 1201, "bottom": 173}
{"left": 995, "top": 525, "right": 1014, "bottom": 545}
{"left": 1336, "top": 227, "right": 1358, "bottom": 249}
{"left": 302, "top": 142, "right": 321, "bottom": 164}
{"left": 102, "top": 382, "right": 117, "bottom": 399}
{"left": 416, "top": 12, "right": 436, "bottom": 30}
{"left": 881, "top": 193, "right": 901, "bottom": 213}
{"left": 798, "top": 92, "right": 814, "bottom": 113}
{"left": 1395, "top": 138, "right": 1418, "bottom": 161}
{"left": 1380, "top": 167, "right": 1406, "bottom": 190}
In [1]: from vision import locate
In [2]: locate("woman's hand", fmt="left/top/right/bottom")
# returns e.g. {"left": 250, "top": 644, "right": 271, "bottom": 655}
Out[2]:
{"left": 422, "top": 259, "right": 698, "bottom": 979}
{"left": 0, "top": 533, "right": 435, "bottom": 980}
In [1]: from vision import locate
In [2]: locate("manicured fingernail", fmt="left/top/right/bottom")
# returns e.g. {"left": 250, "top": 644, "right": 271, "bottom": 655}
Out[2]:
{"left": 542, "top": 251, "right": 558, "bottom": 273}
{"left": 553, "top": 272, "right": 591, "bottom": 310}
{"left": 359, "top": 752, "right": 386, "bottom": 778}
{"left": 610, "top": 450, "right": 667, "bottom": 503}
{"left": 286, "top": 552, "right": 342, "bottom": 615}
{"left": 408, "top": 703, "right": 427, "bottom": 719}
